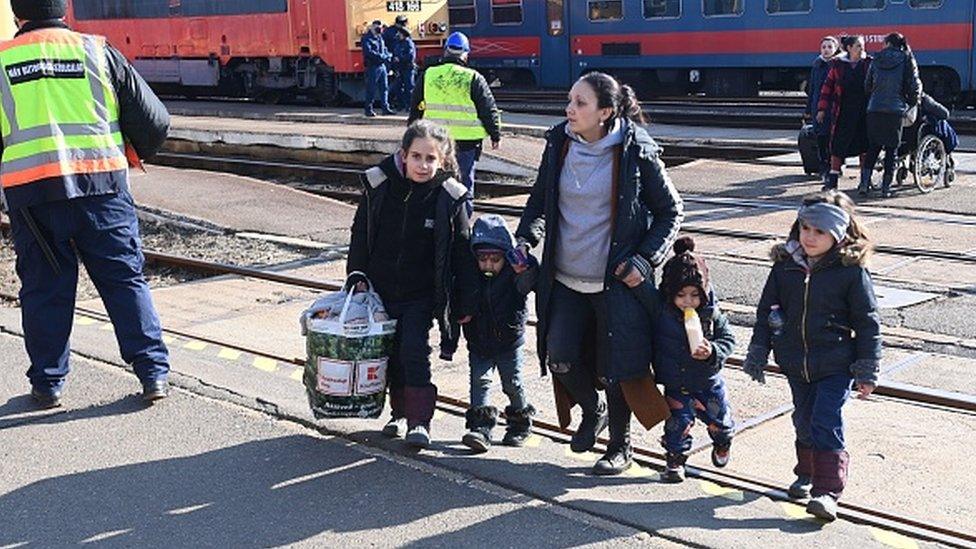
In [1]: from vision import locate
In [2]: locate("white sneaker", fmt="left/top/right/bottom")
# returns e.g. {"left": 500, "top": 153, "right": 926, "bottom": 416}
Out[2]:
{"left": 405, "top": 425, "right": 430, "bottom": 449}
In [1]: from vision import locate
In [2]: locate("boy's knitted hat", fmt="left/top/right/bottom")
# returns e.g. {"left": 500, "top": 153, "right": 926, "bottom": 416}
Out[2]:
{"left": 660, "top": 236, "right": 710, "bottom": 301}
{"left": 12, "top": 0, "right": 66, "bottom": 20}
{"left": 471, "top": 214, "right": 514, "bottom": 253}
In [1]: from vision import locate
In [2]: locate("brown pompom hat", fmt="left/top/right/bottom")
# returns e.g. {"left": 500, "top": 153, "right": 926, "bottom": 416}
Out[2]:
{"left": 660, "top": 236, "right": 710, "bottom": 303}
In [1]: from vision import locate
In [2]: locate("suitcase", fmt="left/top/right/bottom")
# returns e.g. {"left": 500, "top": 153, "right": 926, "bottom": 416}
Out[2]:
{"left": 798, "top": 124, "right": 822, "bottom": 176}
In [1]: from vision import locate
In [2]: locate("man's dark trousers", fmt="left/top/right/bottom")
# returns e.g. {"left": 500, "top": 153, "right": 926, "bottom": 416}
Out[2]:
{"left": 9, "top": 191, "right": 170, "bottom": 393}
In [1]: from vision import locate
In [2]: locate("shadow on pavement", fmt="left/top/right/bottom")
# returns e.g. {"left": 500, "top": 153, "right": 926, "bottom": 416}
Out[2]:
{"left": 0, "top": 434, "right": 625, "bottom": 547}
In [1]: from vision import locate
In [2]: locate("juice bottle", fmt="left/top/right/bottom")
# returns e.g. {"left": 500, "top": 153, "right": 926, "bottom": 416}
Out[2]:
{"left": 684, "top": 308, "right": 704, "bottom": 352}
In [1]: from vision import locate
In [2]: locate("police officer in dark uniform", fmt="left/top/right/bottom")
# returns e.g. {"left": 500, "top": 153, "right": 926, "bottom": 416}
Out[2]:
{"left": 362, "top": 20, "right": 393, "bottom": 117}
{"left": 391, "top": 27, "right": 416, "bottom": 112}
{"left": 0, "top": 0, "right": 172, "bottom": 408}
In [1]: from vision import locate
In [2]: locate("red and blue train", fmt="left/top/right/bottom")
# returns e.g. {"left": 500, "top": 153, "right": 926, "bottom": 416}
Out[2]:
{"left": 450, "top": 0, "right": 972, "bottom": 103}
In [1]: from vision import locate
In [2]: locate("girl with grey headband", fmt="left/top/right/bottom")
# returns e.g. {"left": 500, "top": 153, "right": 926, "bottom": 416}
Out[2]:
{"left": 742, "top": 190, "right": 882, "bottom": 522}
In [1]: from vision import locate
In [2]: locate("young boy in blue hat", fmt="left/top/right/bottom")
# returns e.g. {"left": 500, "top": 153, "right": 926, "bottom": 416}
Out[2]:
{"left": 461, "top": 215, "right": 538, "bottom": 451}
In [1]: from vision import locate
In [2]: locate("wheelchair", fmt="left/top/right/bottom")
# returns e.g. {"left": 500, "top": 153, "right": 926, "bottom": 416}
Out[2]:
{"left": 890, "top": 119, "right": 954, "bottom": 194}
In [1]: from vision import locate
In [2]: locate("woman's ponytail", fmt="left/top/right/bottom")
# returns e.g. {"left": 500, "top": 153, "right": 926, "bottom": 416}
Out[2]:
{"left": 619, "top": 84, "right": 646, "bottom": 124}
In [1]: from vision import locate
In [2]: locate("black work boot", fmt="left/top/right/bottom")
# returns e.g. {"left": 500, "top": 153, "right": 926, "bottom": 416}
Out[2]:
{"left": 822, "top": 172, "right": 839, "bottom": 191}
{"left": 592, "top": 391, "right": 632, "bottom": 476}
{"left": 571, "top": 401, "right": 608, "bottom": 453}
{"left": 502, "top": 404, "right": 536, "bottom": 447}
{"left": 881, "top": 165, "right": 895, "bottom": 198}
{"left": 461, "top": 406, "right": 498, "bottom": 453}
{"left": 857, "top": 166, "right": 871, "bottom": 196}
{"left": 554, "top": 369, "right": 606, "bottom": 453}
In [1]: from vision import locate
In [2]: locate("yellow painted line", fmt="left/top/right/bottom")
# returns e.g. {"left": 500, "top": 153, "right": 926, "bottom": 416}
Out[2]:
{"left": 623, "top": 464, "right": 659, "bottom": 479}
{"left": 253, "top": 356, "right": 278, "bottom": 372}
{"left": 162, "top": 335, "right": 176, "bottom": 344}
{"left": 183, "top": 340, "right": 208, "bottom": 351}
{"left": 869, "top": 528, "right": 919, "bottom": 549}
{"left": 562, "top": 445, "right": 600, "bottom": 462}
{"left": 699, "top": 479, "right": 745, "bottom": 501}
{"left": 433, "top": 410, "right": 447, "bottom": 421}
{"left": 780, "top": 501, "right": 817, "bottom": 521}
{"left": 290, "top": 368, "right": 304, "bottom": 381}
{"left": 74, "top": 316, "right": 98, "bottom": 326}
{"left": 217, "top": 348, "right": 243, "bottom": 361}
{"left": 99, "top": 322, "right": 114, "bottom": 331}
{"left": 522, "top": 434, "right": 543, "bottom": 448}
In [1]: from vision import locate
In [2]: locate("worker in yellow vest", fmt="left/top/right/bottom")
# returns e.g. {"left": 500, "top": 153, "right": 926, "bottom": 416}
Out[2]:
{"left": 408, "top": 32, "right": 501, "bottom": 206}
{"left": 0, "top": 0, "right": 171, "bottom": 408}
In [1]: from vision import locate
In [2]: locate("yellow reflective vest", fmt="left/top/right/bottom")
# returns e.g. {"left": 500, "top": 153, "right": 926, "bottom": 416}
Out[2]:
{"left": 422, "top": 63, "right": 489, "bottom": 142}
{"left": 0, "top": 28, "right": 126, "bottom": 192}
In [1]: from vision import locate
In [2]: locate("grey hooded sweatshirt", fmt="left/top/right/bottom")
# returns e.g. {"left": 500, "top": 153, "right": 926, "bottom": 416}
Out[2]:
{"left": 554, "top": 119, "right": 626, "bottom": 293}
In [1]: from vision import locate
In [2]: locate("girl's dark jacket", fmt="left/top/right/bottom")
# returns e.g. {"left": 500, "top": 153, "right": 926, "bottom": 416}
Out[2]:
{"left": 515, "top": 120, "right": 684, "bottom": 382}
{"left": 745, "top": 242, "right": 882, "bottom": 384}
{"left": 806, "top": 56, "right": 832, "bottom": 136}
{"left": 653, "top": 291, "right": 736, "bottom": 393}
{"left": 347, "top": 155, "right": 479, "bottom": 344}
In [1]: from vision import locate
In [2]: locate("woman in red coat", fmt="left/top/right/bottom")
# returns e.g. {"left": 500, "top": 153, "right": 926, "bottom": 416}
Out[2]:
{"left": 816, "top": 35, "right": 872, "bottom": 192}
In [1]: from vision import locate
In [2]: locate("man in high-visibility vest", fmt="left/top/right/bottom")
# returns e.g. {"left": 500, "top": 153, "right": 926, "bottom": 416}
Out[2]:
{"left": 1, "top": 0, "right": 171, "bottom": 408}
{"left": 408, "top": 32, "right": 501, "bottom": 203}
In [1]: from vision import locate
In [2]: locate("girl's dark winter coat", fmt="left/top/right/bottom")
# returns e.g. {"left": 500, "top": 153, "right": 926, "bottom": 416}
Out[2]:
{"left": 806, "top": 57, "right": 832, "bottom": 136}
{"left": 653, "top": 292, "right": 736, "bottom": 393}
{"left": 747, "top": 243, "right": 882, "bottom": 384}
{"left": 515, "top": 121, "right": 684, "bottom": 381}
{"left": 463, "top": 259, "right": 538, "bottom": 358}
{"left": 348, "top": 155, "right": 479, "bottom": 341}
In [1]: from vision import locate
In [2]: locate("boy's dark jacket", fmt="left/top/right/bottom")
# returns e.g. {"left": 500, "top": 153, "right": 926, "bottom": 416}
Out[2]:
{"left": 463, "top": 258, "right": 538, "bottom": 358}
{"left": 347, "top": 155, "right": 479, "bottom": 342}
{"left": 515, "top": 120, "right": 684, "bottom": 380}
{"left": 653, "top": 291, "right": 736, "bottom": 392}
{"left": 746, "top": 241, "right": 882, "bottom": 384}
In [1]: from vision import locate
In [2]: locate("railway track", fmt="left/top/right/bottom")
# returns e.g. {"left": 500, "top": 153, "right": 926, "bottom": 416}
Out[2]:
{"left": 55, "top": 253, "right": 976, "bottom": 548}
{"left": 146, "top": 152, "right": 976, "bottom": 267}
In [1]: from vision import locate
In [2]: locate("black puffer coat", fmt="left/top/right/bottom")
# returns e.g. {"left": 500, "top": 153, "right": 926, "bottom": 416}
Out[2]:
{"left": 515, "top": 120, "right": 684, "bottom": 382}
{"left": 653, "top": 292, "right": 736, "bottom": 393}
{"left": 746, "top": 242, "right": 882, "bottom": 384}
{"left": 347, "top": 155, "right": 479, "bottom": 343}
{"left": 866, "top": 47, "right": 921, "bottom": 114}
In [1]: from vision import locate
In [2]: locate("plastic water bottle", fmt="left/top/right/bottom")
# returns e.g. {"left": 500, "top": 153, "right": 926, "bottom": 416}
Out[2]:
{"left": 768, "top": 305, "right": 784, "bottom": 337}
{"left": 684, "top": 308, "right": 704, "bottom": 351}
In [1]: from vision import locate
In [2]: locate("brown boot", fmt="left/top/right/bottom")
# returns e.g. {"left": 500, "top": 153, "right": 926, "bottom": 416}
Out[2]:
{"left": 788, "top": 443, "right": 814, "bottom": 499}
{"left": 404, "top": 385, "right": 438, "bottom": 448}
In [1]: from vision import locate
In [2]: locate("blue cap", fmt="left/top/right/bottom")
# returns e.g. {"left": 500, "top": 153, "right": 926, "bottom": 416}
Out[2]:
{"left": 471, "top": 214, "right": 514, "bottom": 253}
{"left": 445, "top": 32, "right": 470, "bottom": 54}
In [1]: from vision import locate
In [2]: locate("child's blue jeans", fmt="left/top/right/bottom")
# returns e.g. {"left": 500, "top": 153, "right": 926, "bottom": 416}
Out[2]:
{"left": 469, "top": 349, "right": 527, "bottom": 410}
{"left": 662, "top": 377, "right": 735, "bottom": 454}
{"left": 788, "top": 372, "right": 851, "bottom": 451}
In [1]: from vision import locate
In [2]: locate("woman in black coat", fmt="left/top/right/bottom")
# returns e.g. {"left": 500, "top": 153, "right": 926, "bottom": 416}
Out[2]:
{"left": 514, "top": 72, "right": 684, "bottom": 476}
{"left": 864, "top": 32, "right": 922, "bottom": 198}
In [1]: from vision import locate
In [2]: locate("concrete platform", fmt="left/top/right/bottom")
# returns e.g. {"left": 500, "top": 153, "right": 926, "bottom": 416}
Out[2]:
{"left": 0, "top": 329, "right": 641, "bottom": 548}
{"left": 0, "top": 308, "right": 954, "bottom": 548}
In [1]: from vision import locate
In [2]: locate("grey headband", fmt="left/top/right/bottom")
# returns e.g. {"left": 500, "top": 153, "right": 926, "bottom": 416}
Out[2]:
{"left": 797, "top": 202, "right": 850, "bottom": 243}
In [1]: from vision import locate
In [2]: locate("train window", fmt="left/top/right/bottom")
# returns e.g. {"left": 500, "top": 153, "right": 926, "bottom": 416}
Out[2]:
{"left": 643, "top": 0, "right": 680, "bottom": 18}
{"left": 547, "top": 0, "right": 565, "bottom": 36}
{"left": 703, "top": 0, "right": 744, "bottom": 17}
{"left": 766, "top": 0, "right": 811, "bottom": 13}
{"left": 449, "top": 0, "right": 477, "bottom": 26}
{"left": 837, "top": 0, "right": 884, "bottom": 10}
{"left": 909, "top": 0, "right": 942, "bottom": 7}
{"left": 588, "top": 1, "right": 623, "bottom": 21}
{"left": 491, "top": 0, "right": 523, "bottom": 25}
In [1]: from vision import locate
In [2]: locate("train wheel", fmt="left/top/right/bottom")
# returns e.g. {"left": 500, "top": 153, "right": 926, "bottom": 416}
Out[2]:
{"left": 914, "top": 134, "right": 946, "bottom": 194}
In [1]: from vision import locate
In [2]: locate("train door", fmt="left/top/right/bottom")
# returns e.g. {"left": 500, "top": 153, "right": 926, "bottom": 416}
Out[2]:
{"left": 539, "top": 0, "right": 572, "bottom": 88}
